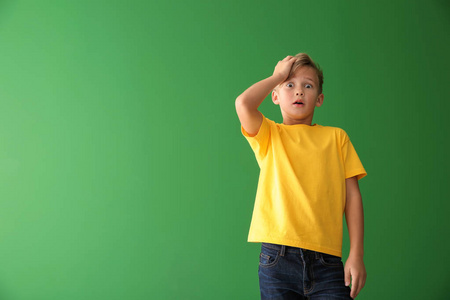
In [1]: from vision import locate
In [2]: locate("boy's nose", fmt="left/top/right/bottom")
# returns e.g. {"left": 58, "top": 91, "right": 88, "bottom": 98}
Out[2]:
{"left": 296, "top": 91, "right": 304, "bottom": 96}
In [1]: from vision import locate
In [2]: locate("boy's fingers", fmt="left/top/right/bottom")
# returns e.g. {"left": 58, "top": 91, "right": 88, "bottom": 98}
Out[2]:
{"left": 344, "top": 269, "right": 351, "bottom": 287}
{"left": 355, "top": 274, "right": 366, "bottom": 297}
{"left": 350, "top": 275, "right": 360, "bottom": 298}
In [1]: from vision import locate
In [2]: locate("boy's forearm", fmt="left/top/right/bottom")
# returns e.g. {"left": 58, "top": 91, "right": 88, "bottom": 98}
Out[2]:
{"left": 236, "top": 75, "right": 283, "bottom": 110}
{"left": 345, "top": 194, "right": 365, "bottom": 258}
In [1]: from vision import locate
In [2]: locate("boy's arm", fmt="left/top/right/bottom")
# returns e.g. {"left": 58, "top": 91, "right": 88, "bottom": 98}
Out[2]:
{"left": 344, "top": 176, "right": 367, "bottom": 299}
{"left": 235, "top": 56, "right": 296, "bottom": 136}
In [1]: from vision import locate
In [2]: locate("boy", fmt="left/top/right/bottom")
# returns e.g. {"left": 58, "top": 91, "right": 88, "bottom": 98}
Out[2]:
{"left": 235, "top": 54, "right": 367, "bottom": 299}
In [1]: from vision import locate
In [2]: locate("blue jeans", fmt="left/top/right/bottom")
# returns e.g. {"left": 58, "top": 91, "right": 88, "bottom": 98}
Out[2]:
{"left": 258, "top": 243, "right": 352, "bottom": 300}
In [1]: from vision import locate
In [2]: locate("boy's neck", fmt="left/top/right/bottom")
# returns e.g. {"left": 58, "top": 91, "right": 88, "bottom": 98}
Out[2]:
{"left": 282, "top": 116, "right": 314, "bottom": 126}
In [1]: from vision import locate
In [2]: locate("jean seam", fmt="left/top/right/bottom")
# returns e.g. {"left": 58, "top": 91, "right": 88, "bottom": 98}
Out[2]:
{"left": 259, "top": 250, "right": 281, "bottom": 268}
{"left": 319, "top": 253, "right": 342, "bottom": 267}
{"left": 304, "top": 254, "right": 315, "bottom": 294}
{"left": 261, "top": 243, "right": 282, "bottom": 251}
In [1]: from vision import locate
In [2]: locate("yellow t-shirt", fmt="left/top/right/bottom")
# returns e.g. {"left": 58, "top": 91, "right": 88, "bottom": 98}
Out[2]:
{"left": 241, "top": 114, "right": 367, "bottom": 257}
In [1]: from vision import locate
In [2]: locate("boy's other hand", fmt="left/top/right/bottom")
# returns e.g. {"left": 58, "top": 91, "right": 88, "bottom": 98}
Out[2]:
{"left": 344, "top": 255, "right": 367, "bottom": 299}
{"left": 273, "top": 55, "right": 297, "bottom": 83}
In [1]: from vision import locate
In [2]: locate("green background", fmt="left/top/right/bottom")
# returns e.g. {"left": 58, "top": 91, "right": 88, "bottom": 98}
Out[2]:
{"left": 0, "top": 0, "right": 449, "bottom": 299}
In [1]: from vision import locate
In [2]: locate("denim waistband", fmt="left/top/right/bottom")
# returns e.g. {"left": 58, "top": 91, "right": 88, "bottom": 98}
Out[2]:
{"left": 262, "top": 242, "right": 321, "bottom": 259}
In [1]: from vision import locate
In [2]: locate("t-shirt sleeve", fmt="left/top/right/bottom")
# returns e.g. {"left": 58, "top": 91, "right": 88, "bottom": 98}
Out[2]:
{"left": 241, "top": 114, "right": 271, "bottom": 159}
{"left": 341, "top": 133, "right": 367, "bottom": 180}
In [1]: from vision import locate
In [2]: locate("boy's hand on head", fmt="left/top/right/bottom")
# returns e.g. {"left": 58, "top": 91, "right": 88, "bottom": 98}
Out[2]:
{"left": 344, "top": 255, "right": 367, "bottom": 299}
{"left": 273, "top": 55, "right": 297, "bottom": 83}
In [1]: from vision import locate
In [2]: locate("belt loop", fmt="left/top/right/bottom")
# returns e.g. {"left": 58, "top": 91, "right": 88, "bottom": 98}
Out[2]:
{"left": 315, "top": 251, "right": 320, "bottom": 260}
{"left": 280, "top": 245, "right": 286, "bottom": 257}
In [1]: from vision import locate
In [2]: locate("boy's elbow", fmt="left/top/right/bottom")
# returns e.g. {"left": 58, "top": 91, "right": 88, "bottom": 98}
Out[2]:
{"left": 235, "top": 96, "right": 248, "bottom": 112}
{"left": 235, "top": 96, "right": 245, "bottom": 108}
{"left": 235, "top": 96, "right": 256, "bottom": 112}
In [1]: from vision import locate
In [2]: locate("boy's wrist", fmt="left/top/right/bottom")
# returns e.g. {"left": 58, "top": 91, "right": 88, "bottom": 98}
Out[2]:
{"left": 348, "top": 249, "right": 364, "bottom": 259}
{"left": 270, "top": 73, "right": 286, "bottom": 84}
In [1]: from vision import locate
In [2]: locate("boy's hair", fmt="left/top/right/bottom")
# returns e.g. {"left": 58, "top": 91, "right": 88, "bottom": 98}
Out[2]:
{"left": 274, "top": 53, "right": 324, "bottom": 94}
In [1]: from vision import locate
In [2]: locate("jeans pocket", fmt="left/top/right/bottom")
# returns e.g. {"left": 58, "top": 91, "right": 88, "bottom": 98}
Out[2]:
{"left": 259, "top": 245, "right": 280, "bottom": 268}
{"left": 319, "top": 252, "right": 342, "bottom": 267}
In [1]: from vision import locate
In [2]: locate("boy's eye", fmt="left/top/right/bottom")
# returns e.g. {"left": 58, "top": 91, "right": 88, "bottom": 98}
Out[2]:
{"left": 287, "top": 83, "right": 294, "bottom": 88}
{"left": 305, "top": 84, "right": 312, "bottom": 88}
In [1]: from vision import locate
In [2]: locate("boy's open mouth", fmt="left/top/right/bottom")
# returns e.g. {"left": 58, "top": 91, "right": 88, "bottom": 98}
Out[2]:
{"left": 293, "top": 101, "right": 304, "bottom": 105}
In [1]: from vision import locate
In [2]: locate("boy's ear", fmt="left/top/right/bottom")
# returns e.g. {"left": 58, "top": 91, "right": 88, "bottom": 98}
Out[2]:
{"left": 272, "top": 90, "right": 280, "bottom": 105}
{"left": 315, "top": 93, "right": 324, "bottom": 107}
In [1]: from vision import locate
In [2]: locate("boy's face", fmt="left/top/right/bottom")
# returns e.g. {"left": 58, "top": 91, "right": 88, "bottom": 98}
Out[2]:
{"left": 272, "top": 66, "right": 324, "bottom": 125}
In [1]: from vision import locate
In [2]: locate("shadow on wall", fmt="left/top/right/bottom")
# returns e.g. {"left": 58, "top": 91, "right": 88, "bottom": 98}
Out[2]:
{"left": 436, "top": 0, "right": 450, "bottom": 17}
